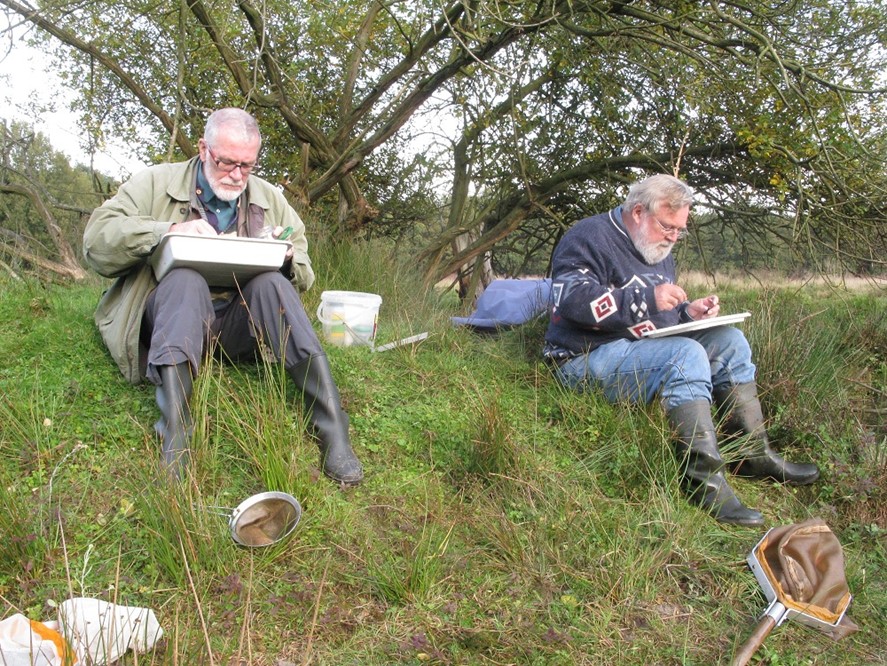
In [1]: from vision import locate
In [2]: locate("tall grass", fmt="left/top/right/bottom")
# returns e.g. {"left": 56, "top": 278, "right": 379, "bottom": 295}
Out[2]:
{"left": 0, "top": 244, "right": 885, "bottom": 664}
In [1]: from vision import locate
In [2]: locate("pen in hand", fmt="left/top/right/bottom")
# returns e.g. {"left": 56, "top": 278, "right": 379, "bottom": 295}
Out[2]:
{"left": 703, "top": 295, "right": 719, "bottom": 315}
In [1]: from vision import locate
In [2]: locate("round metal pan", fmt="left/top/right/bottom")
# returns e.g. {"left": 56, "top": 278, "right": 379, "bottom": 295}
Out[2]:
{"left": 227, "top": 491, "right": 302, "bottom": 547}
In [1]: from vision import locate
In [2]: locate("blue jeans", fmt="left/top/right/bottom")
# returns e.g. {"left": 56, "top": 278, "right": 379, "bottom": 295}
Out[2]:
{"left": 555, "top": 327, "right": 756, "bottom": 411}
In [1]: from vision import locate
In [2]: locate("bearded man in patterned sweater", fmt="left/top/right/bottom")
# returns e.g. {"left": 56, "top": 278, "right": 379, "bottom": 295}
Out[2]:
{"left": 544, "top": 174, "right": 819, "bottom": 525}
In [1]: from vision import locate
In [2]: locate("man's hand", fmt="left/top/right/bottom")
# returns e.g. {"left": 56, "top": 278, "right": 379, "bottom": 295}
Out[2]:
{"left": 168, "top": 219, "right": 217, "bottom": 235}
{"left": 654, "top": 283, "right": 688, "bottom": 311}
{"left": 265, "top": 225, "right": 294, "bottom": 259}
{"left": 687, "top": 294, "right": 720, "bottom": 319}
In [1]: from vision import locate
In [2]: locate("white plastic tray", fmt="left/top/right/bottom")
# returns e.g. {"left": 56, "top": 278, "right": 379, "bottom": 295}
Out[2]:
{"left": 642, "top": 312, "right": 751, "bottom": 338}
{"left": 151, "top": 233, "right": 289, "bottom": 287}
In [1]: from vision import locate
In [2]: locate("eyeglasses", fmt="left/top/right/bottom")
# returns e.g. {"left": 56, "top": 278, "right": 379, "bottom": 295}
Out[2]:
{"left": 648, "top": 211, "right": 689, "bottom": 240}
{"left": 206, "top": 146, "right": 259, "bottom": 174}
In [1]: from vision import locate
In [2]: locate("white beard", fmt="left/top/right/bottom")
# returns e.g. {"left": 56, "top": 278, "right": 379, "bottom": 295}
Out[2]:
{"left": 633, "top": 223, "right": 675, "bottom": 264}
{"left": 207, "top": 171, "right": 247, "bottom": 201}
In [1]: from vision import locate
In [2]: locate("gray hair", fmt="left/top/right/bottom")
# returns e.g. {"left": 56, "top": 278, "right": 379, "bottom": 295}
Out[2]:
{"left": 623, "top": 174, "right": 694, "bottom": 213}
{"left": 203, "top": 108, "right": 262, "bottom": 149}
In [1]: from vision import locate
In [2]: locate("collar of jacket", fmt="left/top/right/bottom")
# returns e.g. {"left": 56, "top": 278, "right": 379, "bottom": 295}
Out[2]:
{"left": 164, "top": 156, "right": 275, "bottom": 213}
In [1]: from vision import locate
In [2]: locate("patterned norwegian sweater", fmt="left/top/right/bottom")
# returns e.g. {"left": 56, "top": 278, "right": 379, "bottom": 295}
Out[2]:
{"left": 543, "top": 207, "right": 691, "bottom": 361}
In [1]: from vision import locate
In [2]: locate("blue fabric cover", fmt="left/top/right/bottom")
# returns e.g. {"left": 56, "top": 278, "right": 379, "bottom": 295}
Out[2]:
{"left": 451, "top": 278, "right": 552, "bottom": 330}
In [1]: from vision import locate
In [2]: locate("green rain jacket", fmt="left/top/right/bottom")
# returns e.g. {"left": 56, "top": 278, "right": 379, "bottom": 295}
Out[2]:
{"left": 83, "top": 157, "right": 315, "bottom": 384}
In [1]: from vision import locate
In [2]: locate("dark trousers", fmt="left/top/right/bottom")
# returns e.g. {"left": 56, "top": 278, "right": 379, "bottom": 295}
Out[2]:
{"left": 141, "top": 268, "right": 322, "bottom": 385}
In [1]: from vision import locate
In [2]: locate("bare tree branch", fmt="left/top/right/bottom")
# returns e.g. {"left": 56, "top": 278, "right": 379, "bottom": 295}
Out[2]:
{"left": 0, "top": 181, "right": 87, "bottom": 280}
{"left": 0, "top": 0, "right": 194, "bottom": 155}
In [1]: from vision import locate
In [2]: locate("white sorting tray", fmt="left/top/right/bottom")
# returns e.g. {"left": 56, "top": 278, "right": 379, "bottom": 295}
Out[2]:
{"left": 642, "top": 312, "right": 751, "bottom": 338}
{"left": 151, "top": 233, "right": 289, "bottom": 287}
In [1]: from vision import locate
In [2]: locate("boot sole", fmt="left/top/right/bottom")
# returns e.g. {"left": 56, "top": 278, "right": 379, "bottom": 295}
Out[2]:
{"left": 716, "top": 515, "right": 766, "bottom": 527}
{"left": 732, "top": 470, "right": 820, "bottom": 486}
{"left": 324, "top": 470, "right": 364, "bottom": 486}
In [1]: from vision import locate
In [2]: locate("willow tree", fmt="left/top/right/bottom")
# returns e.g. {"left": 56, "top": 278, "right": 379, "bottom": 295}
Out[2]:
{"left": 418, "top": 1, "right": 887, "bottom": 281}
{"left": 2, "top": 0, "right": 886, "bottom": 283}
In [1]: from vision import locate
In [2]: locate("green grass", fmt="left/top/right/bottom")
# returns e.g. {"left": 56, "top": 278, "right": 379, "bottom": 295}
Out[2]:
{"left": 1, "top": 243, "right": 885, "bottom": 665}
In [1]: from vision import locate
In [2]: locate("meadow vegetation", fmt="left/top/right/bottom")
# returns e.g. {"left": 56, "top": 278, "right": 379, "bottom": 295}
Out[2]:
{"left": 0, "top": 239, "right": 885, "bottom": 665}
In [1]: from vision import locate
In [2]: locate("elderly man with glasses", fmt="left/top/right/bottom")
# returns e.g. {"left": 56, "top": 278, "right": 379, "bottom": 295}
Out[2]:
{"left": 543, "top": 174, "right": 818, "bottom": 525}
{"left": 83, "top": 108, "right": 363, "bottom": 485}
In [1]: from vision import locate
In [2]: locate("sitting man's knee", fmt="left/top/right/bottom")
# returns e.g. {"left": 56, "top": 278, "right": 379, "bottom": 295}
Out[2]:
{"left": 666, "top": 337, "right": 710, "bottom": 367}
{"left": 247, "top": 270, "right": 293, "bottom": 292}
{"left": 161, "top": 267, "right": 210, "bottom": 290}
{"left": 661, "top": 340, "right": 713, "bottom": 387}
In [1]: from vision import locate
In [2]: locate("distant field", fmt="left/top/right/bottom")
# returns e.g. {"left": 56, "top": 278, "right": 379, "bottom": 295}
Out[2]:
{"left": 680, "top": 269, "right": 887, "bottom": 293}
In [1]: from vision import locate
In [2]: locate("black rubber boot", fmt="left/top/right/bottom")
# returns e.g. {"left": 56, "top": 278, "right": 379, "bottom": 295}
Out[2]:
{"left": 154, "top": 363, "right": 193, "bottom": 479}
{"left": 712, "top": 382, "right": 819, "bottom": 485}
{"left": 287, "top": 353, "right": 363, "bottom": 485}
{"left": 667, "top": 400, "right": 764, "bottom": 526}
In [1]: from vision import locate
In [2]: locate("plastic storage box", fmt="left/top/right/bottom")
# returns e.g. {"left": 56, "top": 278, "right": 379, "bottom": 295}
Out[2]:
{"left": 150, "top": 233, "right": 289, "bottom": 287}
